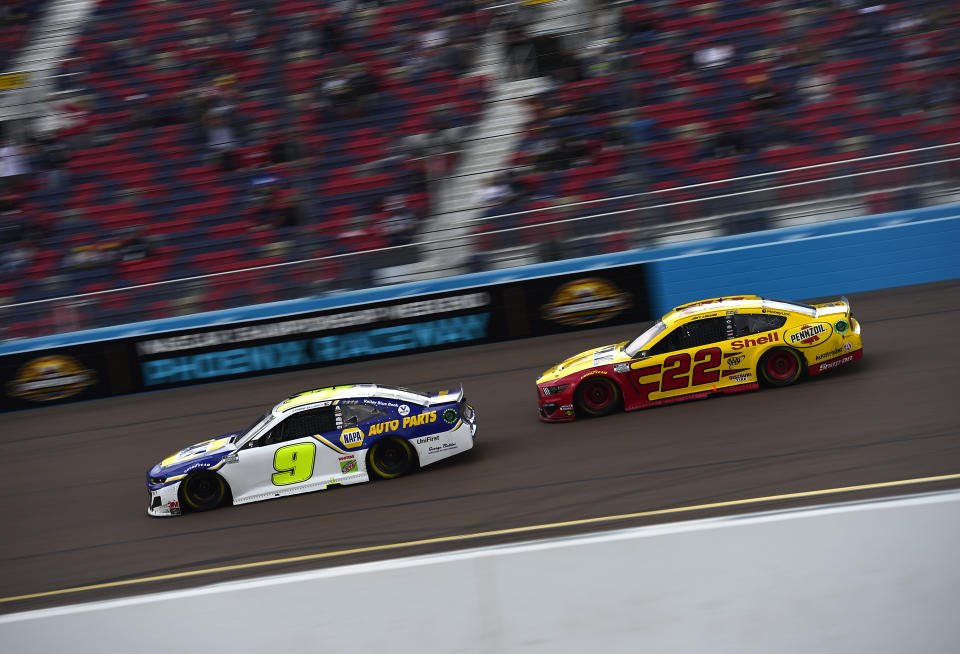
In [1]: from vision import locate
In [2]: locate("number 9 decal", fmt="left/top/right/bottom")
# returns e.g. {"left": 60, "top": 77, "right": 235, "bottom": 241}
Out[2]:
{"left": 272, "top": 442, "right": 316, "bottom": 486}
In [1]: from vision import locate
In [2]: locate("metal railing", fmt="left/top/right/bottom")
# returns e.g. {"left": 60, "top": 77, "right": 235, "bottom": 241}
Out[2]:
{"left": 2, "top": 142, "right": 958, "bottom": 341}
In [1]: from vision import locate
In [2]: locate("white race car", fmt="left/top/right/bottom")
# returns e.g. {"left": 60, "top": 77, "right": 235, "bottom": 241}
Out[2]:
{"left": 146, "top": 383, "right": 476, "bottom": 516}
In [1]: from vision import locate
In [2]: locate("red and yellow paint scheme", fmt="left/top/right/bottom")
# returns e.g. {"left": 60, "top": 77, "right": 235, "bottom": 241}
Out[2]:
{"left": 536, "top": 295, "right": 863, "bottom": 421}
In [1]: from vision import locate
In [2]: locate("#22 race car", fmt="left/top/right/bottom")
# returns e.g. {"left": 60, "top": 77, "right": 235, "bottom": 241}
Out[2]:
{"left": 146, "top": 383, "right": 476, "bottom": 516}
{"left": 537, "top": 295, "right": 862, "bottom": 421}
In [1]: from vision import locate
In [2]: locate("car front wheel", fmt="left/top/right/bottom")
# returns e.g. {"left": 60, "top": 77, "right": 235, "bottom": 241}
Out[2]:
{"left": 574, "top": 377, "right": 622, "bottom": 417}
{"left": 181, "top": 471, "right": 227, "bottom": 511}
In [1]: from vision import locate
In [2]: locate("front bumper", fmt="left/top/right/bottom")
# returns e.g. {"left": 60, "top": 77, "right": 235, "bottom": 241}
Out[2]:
{"left": 147, "top": 481, "right": 183, "bottom": 517}
{"left": 537, "top": 384, "right": 578, "bottom": 422}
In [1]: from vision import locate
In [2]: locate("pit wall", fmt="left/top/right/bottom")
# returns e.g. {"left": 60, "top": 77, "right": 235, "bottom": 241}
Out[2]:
{"left": 1, "top": 204, "right": 957, "bottom": 411}
{"left": 2, "top": 491, "right": 959, "bottom": 653}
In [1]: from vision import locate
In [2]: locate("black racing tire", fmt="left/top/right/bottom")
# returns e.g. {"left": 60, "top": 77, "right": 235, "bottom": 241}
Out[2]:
{"left": 758, "top": 347, "right": 804, "bottom": 387}
{"left": 180, "top": 471, "right": 228, "bottom": 512}
{"left": 574, "top": 376, "right": 622, "bottom": 417}
{"left": 368, "top": 438, "right": 417, "bottom": 480}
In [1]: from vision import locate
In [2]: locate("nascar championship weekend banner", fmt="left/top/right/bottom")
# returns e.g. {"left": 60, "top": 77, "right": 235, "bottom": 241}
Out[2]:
{"left": 0, "top": 262, "right": 653, "bottom": 410}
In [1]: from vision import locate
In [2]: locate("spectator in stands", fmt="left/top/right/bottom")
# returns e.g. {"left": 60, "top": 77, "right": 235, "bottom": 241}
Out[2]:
{"left": 380, "top": 194, "right": 418, "bottom": 247}
{"left": 474, "top": 173, "right": 517, "bottom": 207}
{"left": 204, "top": 109, "right": 241, "bottom": 171}
{"left": 796, "top": 69, "right": 835, "bottom": 104}
{"left": 0, "top": 131, "right": 29, "bottom": 191}
{"left": 746, "top": 74, "right": 784, "bottom": 114}
{"left": 34, "top": 134, "right": 71, "bottom": 192}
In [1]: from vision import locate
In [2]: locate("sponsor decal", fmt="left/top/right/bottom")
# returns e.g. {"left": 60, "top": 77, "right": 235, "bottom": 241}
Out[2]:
{"left": 835, "top": 319, "right": 850, "bottom": 334}
{"left": 6, "top": 355, "right": 97, "bottom": 402}
{"left": 843, "top": 342, "right": 853, "bottom": 352}
{"left": 580, "top": 370, "right": 609, "bottom": 379}
{"left": 416, "top": 435, "right": 440, "bottom": 445}
{"left": 815, "top": 347, "right": 844, "bottom": 361}
{"left": 726, "top": 354, "right": 745, "bottom": 366}
{"left": 368, "top": 420, "right": 401, "bottom": 435}
{"left": 818, "top": 354, "right": 855, "bottom": 371}
{"left": 443, "top": 408, "right": 459, "bottom": 424}
{"left": 730, "top": 331, "right": 780, "bottom": 350}
{"left": 540, "top": 278, "right": 633, "bottom": 327}
{"left": 784, "top": 322, "right": 833, "bottom": 348}
{"left": 339, "top": 427, "right": 365, "bottom": 449}
{"left": 729, "top": 373, "right": 752, "bottom": 382}
{"left": 397, "top": 404, "right": 411, "bottom": 416}
{"left": 428, "top": 442, "right": 459, "bottom": 454}
{"left": 168, "top": 500, "right": 181, "bottom": 516}
{"left": 613, "top": 363, "right": 630, "bottom": 373}
{"left": 402, "top": 410, "right": 437, "bottom": 428}
{"left": 560, "top": 404, "right": 574, "bottom": 411}
{"left": 338, "top": 456, "right": 358, "bottom": 474}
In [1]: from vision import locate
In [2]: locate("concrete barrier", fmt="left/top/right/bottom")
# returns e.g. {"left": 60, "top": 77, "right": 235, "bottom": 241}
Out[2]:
{"left": 3, "top": 490, "right": 959, "bottom": 653}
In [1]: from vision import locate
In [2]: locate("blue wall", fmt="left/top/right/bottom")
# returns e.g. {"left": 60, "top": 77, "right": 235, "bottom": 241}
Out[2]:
{"left": 647, "top": 212, "right": 960, "bottom": 314}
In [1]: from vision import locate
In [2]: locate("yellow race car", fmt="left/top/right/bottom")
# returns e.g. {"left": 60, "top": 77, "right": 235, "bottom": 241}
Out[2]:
{"left": 536, "top": 295, "right": 862, "bottom": 421}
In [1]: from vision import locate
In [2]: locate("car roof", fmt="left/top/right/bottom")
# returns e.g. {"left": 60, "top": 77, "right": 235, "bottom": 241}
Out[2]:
{"left": 274, "top": 383, "right": 430, "bottom": 414}
{"left": 662, "top": 295, "right": 815, "bottom": 325}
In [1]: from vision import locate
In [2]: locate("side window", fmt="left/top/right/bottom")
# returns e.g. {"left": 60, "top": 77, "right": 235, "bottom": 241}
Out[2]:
{"left": 263, "top": 408, "right": 336, "bottom": 446}
{"left": 733, "top": 313, "right": 787, "bottom": 337}
{"left": 340, "top": 402, "right": 385, "bottom": 427}
{"left": 649, "top": 318, "right": 727, "bottom": 355}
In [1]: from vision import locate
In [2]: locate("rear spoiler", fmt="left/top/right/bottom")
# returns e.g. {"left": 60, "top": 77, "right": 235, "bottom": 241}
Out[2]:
{"left": 814, "top": 296, "right": 851, "bottom": 318}
{"left": 427, "top": 385, "right": 465, "bottom": 405}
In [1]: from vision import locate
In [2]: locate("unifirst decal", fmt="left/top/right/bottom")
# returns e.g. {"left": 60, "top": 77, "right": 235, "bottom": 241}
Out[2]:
{"left": 402, "top": 411, "right": 437, "bottom": 429}
{"left": 369, "top": 420, "right": 400, "bottom": 435}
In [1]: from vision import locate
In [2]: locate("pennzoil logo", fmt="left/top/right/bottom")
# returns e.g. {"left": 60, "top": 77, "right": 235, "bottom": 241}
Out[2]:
{"left": 540, "top": 278, "right": 633, "bottom": 327}
{"left": 784, "top": 322, "right": 833, "bottom": 348}
{"left": 7, "top": 355, "right": 97, "bottom": 402}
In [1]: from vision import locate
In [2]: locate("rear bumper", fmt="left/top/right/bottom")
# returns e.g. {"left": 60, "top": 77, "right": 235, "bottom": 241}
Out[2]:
{"left": 808, "top": 347, "right": 863, "bottom": 376}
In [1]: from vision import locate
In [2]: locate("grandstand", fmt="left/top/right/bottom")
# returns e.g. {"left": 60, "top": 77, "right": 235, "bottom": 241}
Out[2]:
{"left": 1, "top": 0, "right": 958, "bottom": 339}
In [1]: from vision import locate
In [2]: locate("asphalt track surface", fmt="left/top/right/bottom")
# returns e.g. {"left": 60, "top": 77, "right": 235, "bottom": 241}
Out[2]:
{"left": 1, "top": 280, "right": 959, "bottom": 613}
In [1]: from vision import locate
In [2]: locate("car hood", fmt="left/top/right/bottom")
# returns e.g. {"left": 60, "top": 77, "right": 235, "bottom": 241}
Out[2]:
{"left": 148, "top": 431, "right": 240, "bottom": 480}
{"left": 537, "top": 342, "right": 630, "bottom": 383}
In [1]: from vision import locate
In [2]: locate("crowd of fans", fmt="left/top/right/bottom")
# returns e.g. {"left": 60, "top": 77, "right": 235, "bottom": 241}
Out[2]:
{"left": 1, "top": 0, "right": 959, "bottom": 338}
{"left": 474, "top": 0, "right": 960, "bottom": 256}
{"left": 1, "top": 0, "right": 492, "bottom": 337}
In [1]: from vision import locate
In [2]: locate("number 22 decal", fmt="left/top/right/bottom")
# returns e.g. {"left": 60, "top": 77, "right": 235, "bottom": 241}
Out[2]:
{"left": 632, "top": 347, "right": 722, "bottom": 399}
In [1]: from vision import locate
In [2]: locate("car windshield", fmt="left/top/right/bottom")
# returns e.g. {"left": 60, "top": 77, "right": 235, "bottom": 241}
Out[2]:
{"left": 624, "top": 321, "right": 666, "bottom": 357}
{"left": 233, "top": 411, "right": 271, "bottom": 442}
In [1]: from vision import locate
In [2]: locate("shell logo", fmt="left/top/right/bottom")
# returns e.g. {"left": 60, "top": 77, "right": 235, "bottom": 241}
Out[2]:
{"left": 339, "top": 427, "right": 365, "bottom": 449}
{"left": 7, "top": 355, "right": 97, "bottom": 402}
{"left": 540, "top": 278, "right": 633, "bottom": 327}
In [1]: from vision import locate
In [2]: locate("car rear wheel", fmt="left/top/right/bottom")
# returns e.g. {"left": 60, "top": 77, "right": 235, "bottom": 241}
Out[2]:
{"left": 368, "top": 438, "right": 416, "bottom": 479}
{"left": 759, "top": 348, "right": 804, "bottom": 387}
{"left": 574, "top": 377, "right": 622, "bottom": 417}
{"left": 181, "top": 471, "right": 227, "bottom": 511}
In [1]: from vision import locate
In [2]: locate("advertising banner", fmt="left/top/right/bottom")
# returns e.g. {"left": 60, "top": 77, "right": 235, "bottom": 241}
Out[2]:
{"left": 0, "top": 341, "right": 133, "bottom": 412}
{"left": 0, "top": 262, "right": 653, "bottom": 410}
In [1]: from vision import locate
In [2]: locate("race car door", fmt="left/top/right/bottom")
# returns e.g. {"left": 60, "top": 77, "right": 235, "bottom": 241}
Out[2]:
{"left": 631, "top": 317, "right": 729, "bottom": 403}
{"left": 225, "top": 406, "right": 339, "bottom": 504}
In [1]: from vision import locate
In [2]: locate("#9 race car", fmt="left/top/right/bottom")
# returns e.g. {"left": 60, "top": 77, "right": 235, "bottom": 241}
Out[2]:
{"left": 537, "top": 295, "right": 862, "bottom": 422}
{"left": 146, "top": 383, "right": 476, "bottom": 516}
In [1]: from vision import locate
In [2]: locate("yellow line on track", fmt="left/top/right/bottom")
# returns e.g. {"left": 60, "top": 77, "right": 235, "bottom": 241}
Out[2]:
{"left": 3, "top": 472, "right": 960, "bottom": 605}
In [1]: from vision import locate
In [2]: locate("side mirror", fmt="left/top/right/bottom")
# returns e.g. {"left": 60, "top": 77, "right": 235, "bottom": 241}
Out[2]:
{"left": 635, "top": 350, "right": 650, "bottom": 359}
